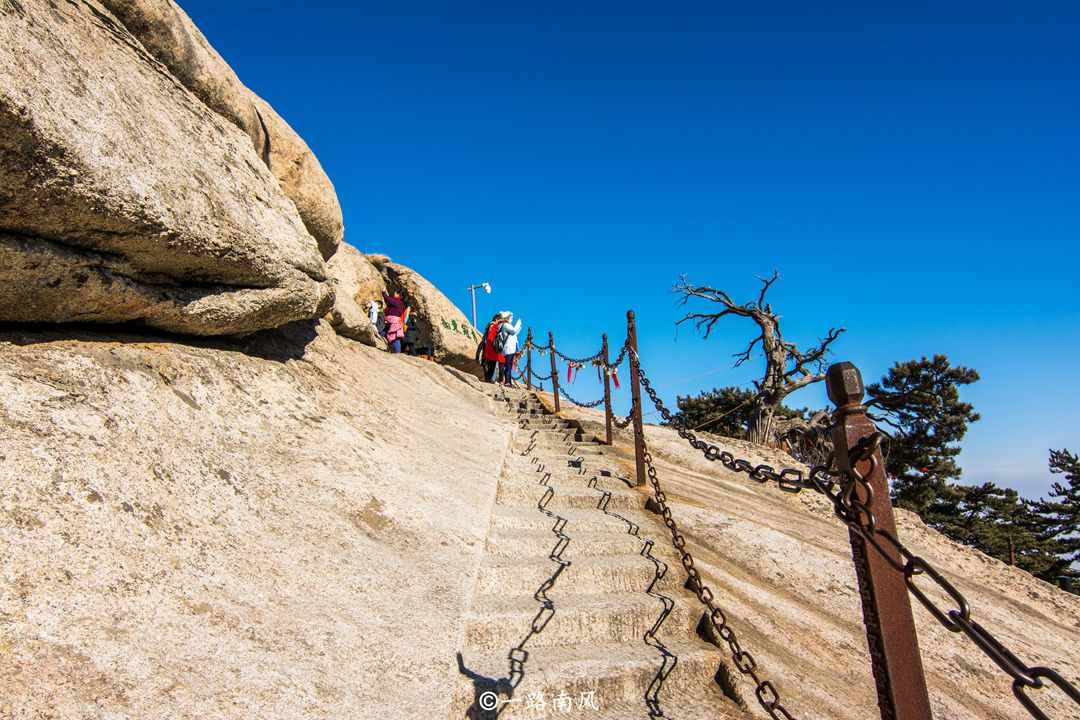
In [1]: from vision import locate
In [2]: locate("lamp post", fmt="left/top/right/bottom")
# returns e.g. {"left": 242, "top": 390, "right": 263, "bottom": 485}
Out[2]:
{"left": 467, "top": 282, "right": 492, "bottom": 330}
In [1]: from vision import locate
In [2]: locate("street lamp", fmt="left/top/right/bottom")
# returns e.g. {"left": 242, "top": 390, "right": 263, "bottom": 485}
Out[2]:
{"left": 467, "top": 282, "right": 492, "bottom": 330}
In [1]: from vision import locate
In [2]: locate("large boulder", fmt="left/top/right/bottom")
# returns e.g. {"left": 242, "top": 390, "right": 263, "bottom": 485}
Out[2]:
{"left": 369, "top": 256, "right": 483, "bottom": 374}
{"left": 97, "top": 0, "right": 344, "bottom": 260}
{"left": 0, "top": 0, "right": 332, "bottom": 336}
{"left": 325, "top": 244, "right": 387, "bottom": 348}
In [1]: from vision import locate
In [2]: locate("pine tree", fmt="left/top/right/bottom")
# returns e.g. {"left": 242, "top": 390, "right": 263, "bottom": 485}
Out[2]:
{"left": 1032, "top": 449, "right": 1080, "bottom": 593}
{"left": 865, "top": 355, "right": 980, "bottom": 514}
{"left": 669, "top": 386, "right": 810, "bottom": 439}
{"left": 927, "top": 483, "right": 1059, "bottom": 578}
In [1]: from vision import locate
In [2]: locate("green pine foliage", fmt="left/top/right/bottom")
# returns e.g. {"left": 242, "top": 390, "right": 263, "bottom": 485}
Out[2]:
{"left": 927, "top": 483, "right": 1060, "bottom": 580}
{"left": 865, "top": 355, "right": 980, "bottom": 515}
{"left": 673, "top": 356, "right": 1077, "bottom": 594}
{"left": 1031, "top": 449, "right": 1080, "bottom": 592}
{"left": 669, "top": 386, "right": 808, "bottom": 438}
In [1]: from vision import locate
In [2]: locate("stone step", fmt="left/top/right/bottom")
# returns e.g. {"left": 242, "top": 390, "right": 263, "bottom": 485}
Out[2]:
{"left": 493, "top": 472, "right": 612, "bottom": 497}
{"left": 502, "top": 462, "right": 594, "bottom": 479}
{"left": 488, "top": 504, "right": 654, "bottom": 534}
{"left": 450, "top": 639, "right": 728, "bottom": 719}
{"left": 485, "top": 528, "right": 646, "bottom": 559}
{"left": 586, "top": 689, "right": 749, "bottom": 720}
{"left": 494, "top": 484, "right": 641, "bottom": 512}
{"left": 476, "top": 553, "right": 681, "bottom": 596}
{"left": 462, "top": 591, "right": 698, "bottom": 652}
{"left": 516, "top": 427, "right": 579, "bottom": 439}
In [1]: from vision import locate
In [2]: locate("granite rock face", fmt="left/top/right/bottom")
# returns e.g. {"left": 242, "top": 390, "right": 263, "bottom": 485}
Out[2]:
{"left": 0, "top": 321, "right": 508, "bottom": 719}
{"left": 0, "top": 0, "right": 333, "bottom": 335}
{"left": 370, "top": 256, "right": 484, "bottom": 374}
{"left": 98, "top": 0, "right": 345, "bottom": 259}
{"left": 325, "top": 244, "right": 388, "bottom": 348}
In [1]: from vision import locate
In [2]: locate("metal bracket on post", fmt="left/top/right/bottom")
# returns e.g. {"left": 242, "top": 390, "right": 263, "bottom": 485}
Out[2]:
{"left": 602, "top": 333, "right": 613, "bottom": 445}
{"left": 525, "top": 329, "right": 533, "bottom": 391}
{"left": 827, "top": 362, "right": 933, "bottom": 720}
{"left": 549, "top": 331, "right": 560, "bottom": 413}
{"left": 627, "top": 310, "right": 646, "bottom": 487}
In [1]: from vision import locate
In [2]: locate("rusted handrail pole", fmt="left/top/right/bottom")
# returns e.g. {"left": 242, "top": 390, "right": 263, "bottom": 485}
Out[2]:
{"left": 627, "top": 310, "right": 646, "bottom": 486}
{"left": 827, "top": 362, "right": 933, "bottom": 720}
{"left": 525, "top": 329, "right": 533, "bottom": 391}
{"left": 549, "top": 331, "right": 560, "bottom": 413}
{"left": 601, "top": 333, "right": 613, "bottom": 445}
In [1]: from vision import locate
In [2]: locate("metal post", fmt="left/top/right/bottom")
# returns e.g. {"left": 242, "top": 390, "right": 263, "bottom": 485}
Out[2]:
{"left": 525, "top": 329, "right": 533, "bottom": 391}
{"left": 627, "top": 310, "right": 646, "bottom": 487}
{"left": 601, "top": 333, "right": 614, "bottom": 445}
{"left": 549, "top": 331, "right": 560, "bottom": 413}
{"left": 827, "top": 362, "right": 933, "bottom": 720}
{"left": 470, "top": 287, "right": 477, "bottom": 330}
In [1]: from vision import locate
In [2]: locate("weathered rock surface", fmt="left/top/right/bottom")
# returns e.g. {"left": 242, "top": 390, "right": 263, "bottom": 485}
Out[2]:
{"left": 545, "top": 396, "right": 1080, "bottom": 720}
{"left": 0, "top": 321, "right": 508, "bottom": 719}
{"left": 370, "top": 256, "right": 484, "bottom": 374}
{"left": 97, "top": 0, "right": 345, "bottom": 259}
{"left": 1, "top": 326, "right": 1075, "bottom": 719}
{"left": 325, "top": 244, "right": 387, "bottom": 348}
{"left": 0, "top": 0, "right": 332, "bottom": 335}
{"left": 249, "top": 94, "right": 343, "bottom": 260}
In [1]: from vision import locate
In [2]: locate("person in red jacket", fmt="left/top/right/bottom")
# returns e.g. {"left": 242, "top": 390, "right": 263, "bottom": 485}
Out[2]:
{"left": 481, "top": 312, "right": 506, "bottom": 382}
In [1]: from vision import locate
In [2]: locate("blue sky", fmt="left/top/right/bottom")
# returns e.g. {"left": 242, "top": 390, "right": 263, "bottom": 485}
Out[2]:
{"left": 182, "top": 1, "right": 1079, "bottom": 498}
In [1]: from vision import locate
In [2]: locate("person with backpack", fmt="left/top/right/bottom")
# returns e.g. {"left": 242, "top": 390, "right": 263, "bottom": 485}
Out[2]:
{"left": 495, "top": 312, "right": 523, "bottom": 387}
{"left": 478, "top": 312, "right": 505, "bottom": 382}
{"left": 382, "top": 291, "right": 409, "bottom": 354}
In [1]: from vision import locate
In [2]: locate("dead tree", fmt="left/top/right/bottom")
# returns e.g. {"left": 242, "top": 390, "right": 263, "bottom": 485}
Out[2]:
{"left": 675, "top": 271, "right": 845, "bottom": 446}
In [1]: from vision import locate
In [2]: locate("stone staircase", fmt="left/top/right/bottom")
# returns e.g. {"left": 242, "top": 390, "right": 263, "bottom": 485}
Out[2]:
{"left": 451, "top": 390, "right": 749, "bottom": 719}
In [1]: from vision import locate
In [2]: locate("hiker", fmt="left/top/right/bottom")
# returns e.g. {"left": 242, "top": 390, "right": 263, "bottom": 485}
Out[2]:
{"left": 496, "top": 312, "right": 523, "bottom": 387}
{"left": 479, "top": 312, "right": 504, "bottom": 382}
{"left": 403, "top": 315, "right": 420, "bottom": 355}
{"left": 382, "top": 291, "right": 408, "bottom": 354}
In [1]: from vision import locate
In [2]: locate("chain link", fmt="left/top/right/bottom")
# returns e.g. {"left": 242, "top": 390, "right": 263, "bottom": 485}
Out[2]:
{"left": 640, "top": 443, "right": 797, "bottom": 719}
{"left": 629, "top": 349, "right": 1080, "bottom": 720}
{"left": 557, "top": 386, "right": 605, "bottom": 408}
{"left": 606, "top": 339, "right": 630, "bottom": 369}
{"left": 554, "top": 347, "right": 604, "bottom": 364}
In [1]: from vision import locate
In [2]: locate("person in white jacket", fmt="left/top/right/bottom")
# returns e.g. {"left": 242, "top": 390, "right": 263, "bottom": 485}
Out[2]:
{"left": 496, "top": 313, "right": 523, "bottom": 387}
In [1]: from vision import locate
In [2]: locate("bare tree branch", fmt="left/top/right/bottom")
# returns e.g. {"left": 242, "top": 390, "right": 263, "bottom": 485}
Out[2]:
{"left": 673, "top": 271, "right": 845, "bottom": 446}
{"left": 732, "top": 334, "right": 764, "bottom": 367}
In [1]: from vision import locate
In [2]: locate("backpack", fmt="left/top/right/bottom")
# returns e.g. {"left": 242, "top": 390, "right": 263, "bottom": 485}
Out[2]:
{"left": 493, "top": 324, "right": 512, "bottom": 354}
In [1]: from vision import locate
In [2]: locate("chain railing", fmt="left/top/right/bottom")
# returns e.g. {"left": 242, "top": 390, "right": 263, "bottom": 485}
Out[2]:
{"left": 553, "top": 347, "right": 604, "bottom": 364}
{"left": 640, "top": 441, "right": 798, "bottom": 719}
{"left": 557, "top": 385, "right": 604, "bottom": 408}
{"left": 627, "top": 348, "right": 1079, "bottom": 720}
{"left": 519, "top": 309, "right": 1077, "bottom": 720}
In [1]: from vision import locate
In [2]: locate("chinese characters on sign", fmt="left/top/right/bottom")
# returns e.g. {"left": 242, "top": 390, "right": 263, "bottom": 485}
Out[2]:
{"left": 441, "top": 318, "right": 481, "bottom": 341}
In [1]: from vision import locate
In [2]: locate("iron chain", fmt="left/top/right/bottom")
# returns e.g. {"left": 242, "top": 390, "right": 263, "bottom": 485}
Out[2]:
{"left": 557, "top": 385, "right": 605, "bottom": 408}
{"left": 553, "top": 347, "right": 604, "bottom": 364}
{"left": 629, "top": 349, "right": 1080, "bottom": 720}
{"left": 606, "top": 339, "right": 630, "bottom": 369}
{"left": 640, "top": 444, "right": 797, "bottom": 720}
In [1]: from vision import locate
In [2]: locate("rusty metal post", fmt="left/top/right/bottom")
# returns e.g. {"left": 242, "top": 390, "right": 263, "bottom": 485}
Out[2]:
{"left": 627, "top": 311, "right": 646, "bottom": 486}
{"left": 549, "top": 331, "right": 560, "bottom": 413}
{"left": 525, "top": 329, "right": 533, "bottom": 391}
{"left": 827, "top": 362, "right": 933, "bottom": 720}
{"left": 601, "top": 333, "right": 613, "bottom": 445}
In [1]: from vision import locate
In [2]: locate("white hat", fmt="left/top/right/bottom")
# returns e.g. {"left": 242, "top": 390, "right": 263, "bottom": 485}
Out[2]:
{"left": 498, "top": 310, "right": 512, "bottom": 319}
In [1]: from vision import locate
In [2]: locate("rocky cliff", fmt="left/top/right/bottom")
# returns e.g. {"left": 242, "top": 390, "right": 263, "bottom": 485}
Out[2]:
{"left": 0, "top": 2, "right": 1075, "bottom": 719}
{"left": 1, "top": 324, "right": 1076, "bottom": 719}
